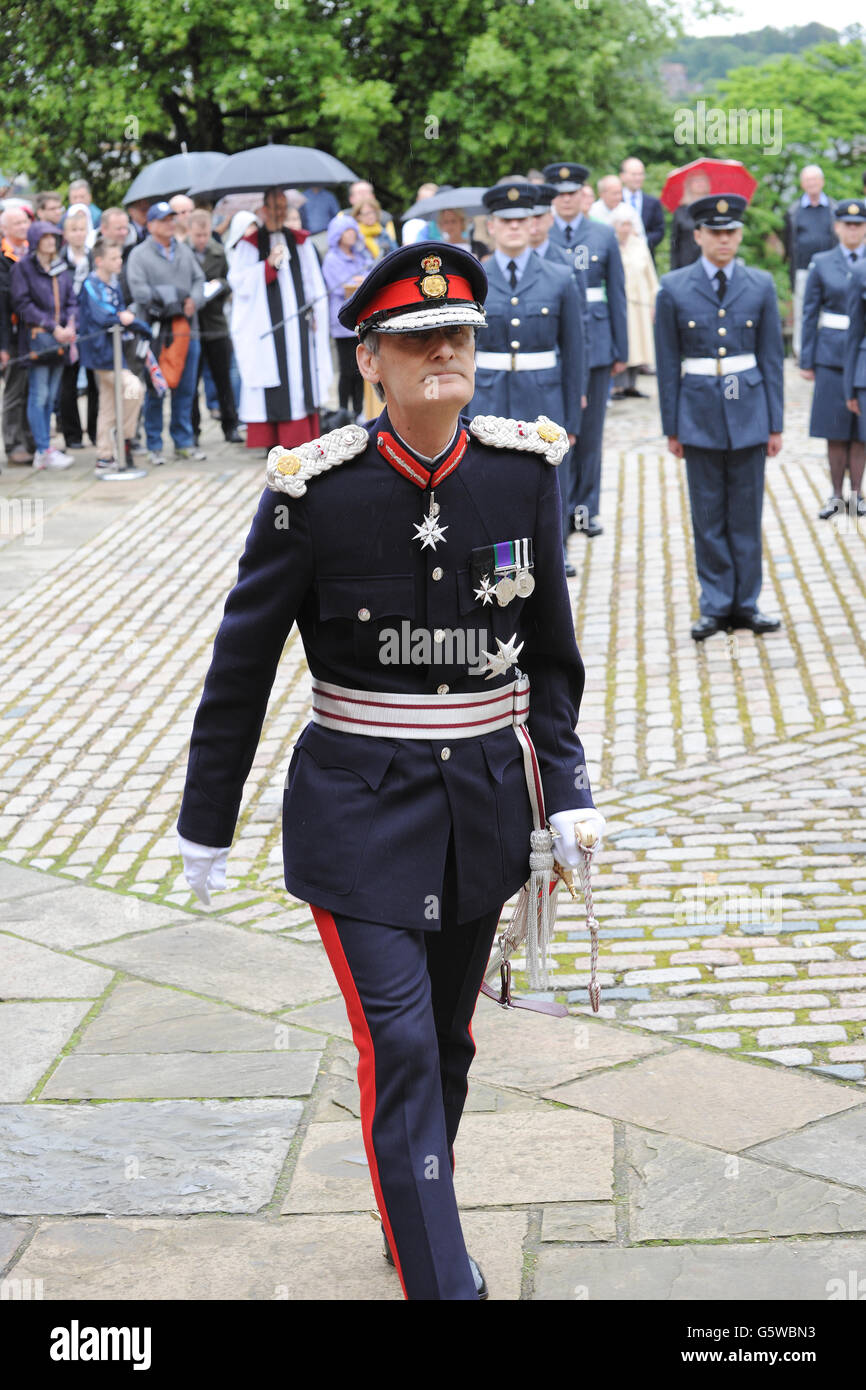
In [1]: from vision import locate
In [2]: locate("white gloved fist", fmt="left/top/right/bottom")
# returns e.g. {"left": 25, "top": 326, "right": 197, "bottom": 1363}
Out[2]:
{"left": 178, "top": 833, "right": 230, "bottom": 906}
{"left": 549, "top": 807, "right": 606, "bottom": 869}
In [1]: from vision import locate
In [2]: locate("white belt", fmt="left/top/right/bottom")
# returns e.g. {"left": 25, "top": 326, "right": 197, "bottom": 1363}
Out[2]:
{"left": 682, "top": 353, "right": 757, "bottom": 376}
{"left": 818, "top": 311, "right": 850, "bottom": 330}
{"left": 475, "top": 350, "right": 557, "bottom": 371}
{"left": 585, "top": 287, "right": 607, "bottom": 303}
{"left": 310, "top": 676, "right": 530, "bottom": 739}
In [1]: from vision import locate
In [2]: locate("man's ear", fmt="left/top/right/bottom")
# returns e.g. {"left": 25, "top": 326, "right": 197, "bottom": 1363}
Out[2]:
{"left": 356, "top": 339, "right": 381, "bottom": 386}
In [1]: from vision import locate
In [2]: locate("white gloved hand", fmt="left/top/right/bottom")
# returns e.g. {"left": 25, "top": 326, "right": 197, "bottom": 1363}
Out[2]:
{"left": 548, "top": 807, "right": 606, "bottom": 869}
{"left": 177, "top": 833, "right": 230, "bottom": 906}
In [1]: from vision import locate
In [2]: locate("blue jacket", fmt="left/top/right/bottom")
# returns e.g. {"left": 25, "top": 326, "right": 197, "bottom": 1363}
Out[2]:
{"left": 801, "top": 245, "right": 861, "bottom": 371}
{"left": 654, "top": 258, "right": 784, "bottom": 450}
{"left": 470, "top": 252, "right": 584, "bottom": 436}
{"left": 548, "top": 216, "right": 628, "bottom": 369}
{"left": 76, "top": 273, "right": 132, "bottom": 371}
{"left": 843, "top": 258, "right": 866, "bottom": 398}
{"left": 177, "top": 410, "right": 596, "bottom": 928}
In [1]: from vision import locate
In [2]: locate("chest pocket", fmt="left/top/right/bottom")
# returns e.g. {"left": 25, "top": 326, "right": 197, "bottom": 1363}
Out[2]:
{"left": 317, "top": 573, "right": 416, "bottom": 669}
{"left": 727, "top": 313, "right": 757, "bottom": 351}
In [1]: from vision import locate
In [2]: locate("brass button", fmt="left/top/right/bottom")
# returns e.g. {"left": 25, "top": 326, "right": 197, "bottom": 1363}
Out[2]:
{"left": 718, "top": 308, "right": 726, "bottom": 317}
{"left": 357, "top": 607, "right": 370, "bottom": 622}
{"left": 746, "top": 319, "right": 753, "bottom": 327}
{"left": 688, "top": 319, "right": 696, "bottom": 328}
{"left": 440, "top": 746, "right": 451, "bottom": 761}
{"left": 510, "top": 340, "right": 520, "bottom": 349}
{"left": 541, "top": 306, "right": 549, "bottom": 314}
{"left": 510, "top": 317, "right": 520, "bottom": 326}
{"left": 718, "top": 347, "right": 727, "bottom": 357}
{"left": 433, "top": 628, "right": 445, "bottom": 643}
{"left": 437, "top": 683, "right": 449, "bottom": 695}
{"left": 510, "top": 296, "right": 519, "bottom": 305}
{"left": 591, "top": 254, "right": 598, "bottom": 261}
{"left": 431, "top": 566, "right": 443, "bottom": 581}
{"left": 718, "top": 327, "right": 727, "bottom": 336}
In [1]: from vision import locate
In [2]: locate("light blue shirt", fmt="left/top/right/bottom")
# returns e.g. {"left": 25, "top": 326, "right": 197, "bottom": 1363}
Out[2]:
{"left": 800, "top": 191, "right": 829, "bottom": 208}
{"left": 625, "top": 188, "right": 643, "bottom": 215}
{"left": 700, "top": 256, "right": 733, "bottom": 285}
{"left": 553, "top": 212, "right": 584, "bottom": 239}
{"left": 844, "top": 243, "right": 866, "bottom": 261}
{"left": 494, "top": 246, "right": 532, "bottom": 283}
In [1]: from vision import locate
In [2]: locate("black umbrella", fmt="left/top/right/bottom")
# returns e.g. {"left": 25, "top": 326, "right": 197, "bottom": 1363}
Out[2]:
{"left": 187, "top": 145, "right": 358, "bottom": 201}
{"left": 122, "top": 152, "right": 227, "bottom": 206}
{"left": 401, "top": 187, "right": 490, "bottom": 221}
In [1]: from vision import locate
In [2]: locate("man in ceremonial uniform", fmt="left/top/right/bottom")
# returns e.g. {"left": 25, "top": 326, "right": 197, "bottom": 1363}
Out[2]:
{"left": 654, "top": 194, "right": 784, "bottom": 641}
{"left": 469, "top": 181, "right": 585, "bottom": 574}
{"left": 544, "top": 162, "right": 628, "bottom": 538}
{"left": 176, "top": 242, "right": 605, "bottom": 1301}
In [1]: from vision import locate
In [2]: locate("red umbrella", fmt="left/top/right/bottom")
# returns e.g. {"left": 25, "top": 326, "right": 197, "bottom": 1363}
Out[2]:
{"left": 661, "top": 158, "right": 758, "bottom": 214}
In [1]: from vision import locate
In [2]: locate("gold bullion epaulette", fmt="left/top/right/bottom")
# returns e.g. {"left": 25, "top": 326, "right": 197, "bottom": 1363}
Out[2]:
{"left": 468, "top": 414, "right": 569, "bottom": 465}
{"left": 266, "top": 424, "right": 370, "bottom": 497}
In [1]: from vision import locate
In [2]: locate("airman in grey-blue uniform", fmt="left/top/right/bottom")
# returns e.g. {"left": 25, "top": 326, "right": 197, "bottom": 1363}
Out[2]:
{"left": 654, "top": 193, "right": 784, "bottom": 641}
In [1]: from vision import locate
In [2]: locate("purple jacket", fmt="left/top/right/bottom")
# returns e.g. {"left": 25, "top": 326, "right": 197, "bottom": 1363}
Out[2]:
{"left": 10, "top": 220, "right": 76, "bottom": 341}
{"left": 321, "top": 215, "right": 373, "bottom": 338}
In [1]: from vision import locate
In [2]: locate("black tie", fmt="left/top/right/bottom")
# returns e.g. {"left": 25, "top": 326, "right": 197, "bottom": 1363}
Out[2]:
{"left": 564, "top": 225, "right": 573, "bottom": 243}
{"left": 507, "top": 259, "right": 518, "bottom": 290}
{"left": 714, "top": 268, "right": 727, "bottom": 302}
{"left": 851, "top": 252, "right": 859, "bottom": 265}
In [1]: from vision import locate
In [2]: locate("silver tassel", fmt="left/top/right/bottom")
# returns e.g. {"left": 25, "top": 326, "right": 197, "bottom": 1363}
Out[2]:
{"left": 527, "top": 827, "right": 556, "bottom": 990}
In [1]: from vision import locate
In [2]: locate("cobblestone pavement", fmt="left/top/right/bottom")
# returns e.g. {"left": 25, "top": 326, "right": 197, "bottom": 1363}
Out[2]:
{"left": 1, "top": 367, "right": 866, "bottom": 1300}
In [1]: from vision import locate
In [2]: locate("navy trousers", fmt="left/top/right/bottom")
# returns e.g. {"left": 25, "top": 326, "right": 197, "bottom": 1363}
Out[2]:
{"left": 684, "top": 443, "right": 766, "bottom": 618}
{"left": 570, "top": 364, "right": 612, "bottom": 522}
{"left": 311, "top": 840, "right": 502, "bottom": 1301}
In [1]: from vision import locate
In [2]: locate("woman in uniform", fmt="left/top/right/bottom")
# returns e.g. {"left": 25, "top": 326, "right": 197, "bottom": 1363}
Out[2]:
{"left": 800, "top": 199, "right": 866, "bottom": 519}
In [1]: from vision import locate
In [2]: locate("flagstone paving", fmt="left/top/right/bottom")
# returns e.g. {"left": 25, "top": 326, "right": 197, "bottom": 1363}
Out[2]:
{"left": 1, "top": 369, "right": 865, "bottom": 1299}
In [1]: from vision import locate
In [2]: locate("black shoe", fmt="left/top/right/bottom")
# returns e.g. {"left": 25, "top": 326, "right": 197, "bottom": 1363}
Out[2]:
{"left": 224, "top": 428, "right": 244, "bottom": 443}
{"left": 578, "top": 518, "right": 603, "bottom": 537}
{"left": 729, "top": 610, "right": 781, "bottom": 634}
{"left": 691, "top": 615, "right": 723, "bottom": 641}
{"left": 382, "top": 1224, "right": 488, "bottom": 1299}
{"left": 610, "top": 389, "right": 626, "bottom": 400}
{"left": 65, "top": 440, "right": 85, "bottom": 450}
{"left": 564, "top": 561, "right": 577, "bottom": 577}
{"left": 622, "top": 387, "right": 648, "bottom": 398}
{"left": 818, "top": 496, "right": 844, "bottom": 520}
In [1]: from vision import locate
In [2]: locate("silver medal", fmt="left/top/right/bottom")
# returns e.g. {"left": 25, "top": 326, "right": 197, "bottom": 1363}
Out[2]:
{"left": 515, "top": 569, "right": 535, "bottom": 598}
{"left": 495, "top": 574, "right": 516, "bottom": 606}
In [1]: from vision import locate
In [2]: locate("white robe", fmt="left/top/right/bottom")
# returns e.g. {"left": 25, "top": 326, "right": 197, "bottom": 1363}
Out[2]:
{"left": 228, "top": 228, "right": 333, "bottom": 423}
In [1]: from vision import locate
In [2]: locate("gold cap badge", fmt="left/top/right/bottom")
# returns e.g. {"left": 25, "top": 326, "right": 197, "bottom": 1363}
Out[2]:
{"left": 716, "top": 199, "right": 729, "bottom": 213}
{"left": 559, "top": 166, "right": 570, "bottom": 179}
{"left": 419, "top": 273, "right": 447, "bottom": 298}
{"left": 507, "top": 187, "right": 519, "bottom": 201}
{"left": 849, "top": 203, "right": 860, "bottom": 215}
{"left": 276, "top": 453, "right": 301, "bottom": 476}
{"left": 420, "top": 254, "right": 442, "bottom": 273}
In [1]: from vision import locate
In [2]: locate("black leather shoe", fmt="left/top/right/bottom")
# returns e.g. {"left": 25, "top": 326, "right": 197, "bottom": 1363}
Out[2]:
{"left": 584, "top": 519, "right": 603, "bottom": 536}
{"left": 564, "top": 561, "right": 577, "bottom": 577}
{"left": 382, "top": 1224, "right": 488, "bottom": 1298}
{"left": 224, "top": 428, "right": 244, "bottom": 443}
{"left": 691, "top": 615, "right": 722, "bottom": 641}
{"left": 622, "top": 387, "right": 648, "bottom": 398}
{"left": 818, "top": 496, "right": 844, "bottom": 519}
{"left": 729, "top": 610, "right": 781, "bottom": 634}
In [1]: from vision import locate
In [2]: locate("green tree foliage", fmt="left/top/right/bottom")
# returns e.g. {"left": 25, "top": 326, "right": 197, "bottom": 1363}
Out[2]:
{"left": 667, "top": 23, "right": 840, "bottom": 88}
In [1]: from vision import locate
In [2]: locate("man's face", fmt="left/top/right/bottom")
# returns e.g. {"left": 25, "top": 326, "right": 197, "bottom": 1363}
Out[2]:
{"left": 102, "top": 212, "right": 129, "bottom": 245}
{"left": 553, "top": 189, "right": 581, "bottom": 221}
{"left": 40, "top": 198, "right": 63, "bottom": 224}
{"left": 528, "top": 210, "right": 553, "bottom": 246}
{"left": 3, "top": 208, "right": 29, "bottom": 243}
{"left": 170, "top": 196, "right": 194, "bottom": 230}
{"left": 190, "top": 223, "right": 211, "bottom": 252}
{"left": 684, "top": 176, "right": 711, "bottom": 204}
{"left": 69, "top": 184, "right": 91, "bottom": 205}
{"left": 148, "top": 213, "right": 176, "bottom": 245}
{"left": 801, "top": 169, "right": 824, "bottom": 198}
{"left": 601, "top": 179, "right": 622, "bottom": 211}
{"left": 263, "top": 192, "right": 288, "bottom": 228}
{"left": 358, "top": 325, "right": 476, "bottom": 415}
{"left": 836, "top": 219, "right": 866, "bottom": 251}
{"left": 129, "top": 200, "right": 149, "bottom": 226}
{"left": 350, "top": 181, "right": 374, "bottom": 208}
{"left": 486, "top": 215, "right": 531, "bottom": 255}
{"left": 621, "top": 160, "right": 645, "bottom": 193}
{"left": 694, "top": 225, "right": 743, "bottom": 265}
{"left": 438, "top": 209, "right": 465, "bottom": 242}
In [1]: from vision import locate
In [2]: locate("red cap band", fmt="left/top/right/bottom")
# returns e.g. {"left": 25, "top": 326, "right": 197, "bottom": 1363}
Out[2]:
{"left": 359, "top": 273, "right": 477, "bottom": 326}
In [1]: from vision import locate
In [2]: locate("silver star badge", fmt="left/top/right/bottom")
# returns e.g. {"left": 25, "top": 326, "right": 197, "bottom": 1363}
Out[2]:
{"left": 412, "top": 513, "right": 449, "bottom": 550}
{"left": 473, "top": 573, "right": 496, "bottom": 606}
{"left": 478, "top": 633, "right": 524, "bottom": 680}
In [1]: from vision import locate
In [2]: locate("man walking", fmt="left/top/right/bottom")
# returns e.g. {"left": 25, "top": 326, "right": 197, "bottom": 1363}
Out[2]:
{"left": 785, "top": 165, "right": 837, "bottom": 361}
{"left": 654, "top": 194, "right": 784, "bottom": 641}
{"left": 176, "top": 242, "right": 604, "bottom": 1300}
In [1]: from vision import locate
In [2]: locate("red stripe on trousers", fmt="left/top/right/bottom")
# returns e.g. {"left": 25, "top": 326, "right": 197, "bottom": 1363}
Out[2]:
{"left": 310, "top": 904, "right": 409, "bottom": 1301}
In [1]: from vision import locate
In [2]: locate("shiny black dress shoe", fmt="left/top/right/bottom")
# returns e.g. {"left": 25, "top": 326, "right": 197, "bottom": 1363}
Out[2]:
{"left": 564, "top": 561, "right": 577, "bottom": 577}
{"left": 818, "top": 496, "right": 844, "bottom": 519}
{"left": 224, "top": 428, "right": 244, "bottom": 443}
{"left": 729, "top": 610, "right": 781, "bottom": 634}
{"left": 622, "top": 387, "right": 648, "bottom": 398}
{"left": 691, "top": 615, "right": 723, "bottom": 641}
{"left": 382, "top": 1224, "right": 488, "bottom": 1298}
{"left": 576, "top": 518, "right": 603, "bottom": 537}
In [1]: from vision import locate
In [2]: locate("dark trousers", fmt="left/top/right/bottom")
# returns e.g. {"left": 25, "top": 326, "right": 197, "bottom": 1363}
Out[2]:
{"left": 191, "top": 333, "right": 238, "bottom": 441}
{"left": 310, "top": 840, "right": 502, "bottom": 1301}
{"left": 2, "top": 361, "right": 36, "bottom": 458}
{"left": 570, "top": 363, "right": 611, "bottom": 522}
{"left": 59, "top": 363, "right": 98, "bottom": 446}
{"left": 684, "top": 443, "right": 766, "bottom": 617}
{"left": 335, "top": 335, "right": 363, "bottom": 415}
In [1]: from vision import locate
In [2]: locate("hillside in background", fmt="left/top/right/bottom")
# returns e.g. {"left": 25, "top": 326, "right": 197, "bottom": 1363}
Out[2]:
{"left": 662, "top": 22, "right": 840, "bottom": 95}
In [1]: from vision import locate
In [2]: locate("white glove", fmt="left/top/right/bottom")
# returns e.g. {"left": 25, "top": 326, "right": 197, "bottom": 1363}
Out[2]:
{"left": 549, "top": 807, "right": 606, "bottom": 869}
{"left": 177, "top": 833, "right": 230, "bottom": 906}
